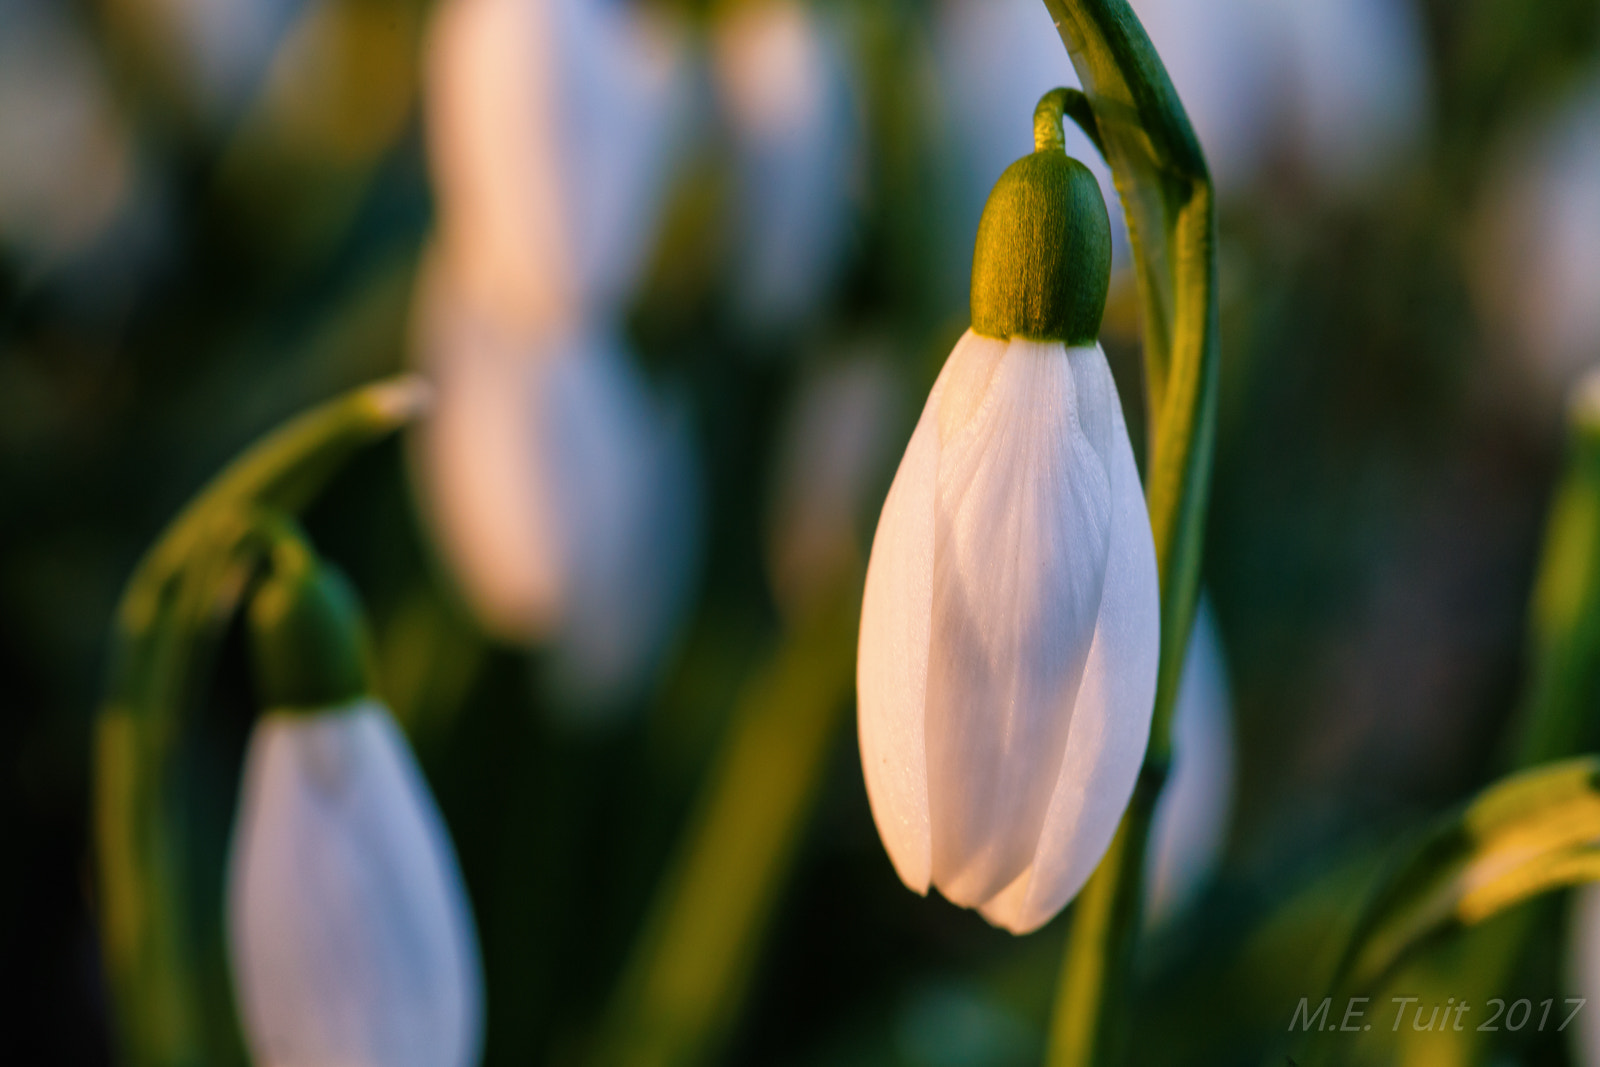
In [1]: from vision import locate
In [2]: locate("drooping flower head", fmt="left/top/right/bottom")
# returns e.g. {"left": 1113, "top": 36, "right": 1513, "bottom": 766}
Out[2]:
{"left": 857, "top": 90, "right": 1160, "bottom": 934}
{"left": 227, "top": 538, "right": 484, "bottom": 1067}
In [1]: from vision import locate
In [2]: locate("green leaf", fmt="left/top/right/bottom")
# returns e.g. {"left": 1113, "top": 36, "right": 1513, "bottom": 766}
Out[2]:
{"left": 603, "top": 575, "right": 861, "bottom": 1067}
{"left": 1330, "top": 756, "right": 1600, "bottom": 1000}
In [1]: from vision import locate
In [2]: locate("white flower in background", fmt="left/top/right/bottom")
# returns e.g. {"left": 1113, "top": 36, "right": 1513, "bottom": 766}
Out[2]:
{"left": 712, "top": 0, "right": 861, "bottom": 328}
{"left": 1473, "top": 77, "right": 1600, "bottom": 408}
{"left": 227, "top": 700, "right": 483, "bottom": 1067}
{"left": 0, "top": 1, "right": 134, "bottom": 263}
{"left": 418, "top": 0, "right": 703, "bottom": 703}
{"left": 767, "top": 352, "right": 903, "bottom": 616}
{"left": 412, "top": 259, "right": 701, "bottom": 705}
{"left": 1143, "top": 599, "right": 1235, "bottom": 927}
{"left": 938, "top": 0, "right": 1427, "bottom": 199}
{"left": 858, "top": 102, "right": 1158, "bottom": 935}
{"left": 425, "top": 0, "right": 693, "bottom": 331}
{"left": 856, "top": 334, "right": 1159, "bottom": 934}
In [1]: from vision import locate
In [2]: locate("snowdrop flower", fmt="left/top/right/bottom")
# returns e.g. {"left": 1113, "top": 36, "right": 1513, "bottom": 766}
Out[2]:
{"left": 228, "top": 702, "right": 484, "bottom": 1067}
{"left": 412, "top": 258, "right": 701, "bottom": 705}
{"left": 425, "top": 0, "right": 692, "bottom": 331}
{"left": 1143, "top": 599, "right": 1234, "bottom": 927}
{"left": 1473, "top": 77, "right": 1600, "bottom": 408}
{"left": 417, "top": 0, "right": 703, "bottom": 704}
{"left": 712, "top": 0, "right": 861, "bottom": 327}
{"left": 857, "top": 93, "right": 1160, "bottom": 934}
{"left": 767, "top": 351, "right": 903, "bottom": 616}
{"left": 228, "top": 550, "right": 482, "bottom": 1067}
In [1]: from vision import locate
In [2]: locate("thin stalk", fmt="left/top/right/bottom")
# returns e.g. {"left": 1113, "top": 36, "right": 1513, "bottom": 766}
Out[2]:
{"left": 604, "top": 575, "right": 861, "bottom": 1067}
{"left": 1032, "top": 1, "right": 1218, "bottom": 1063}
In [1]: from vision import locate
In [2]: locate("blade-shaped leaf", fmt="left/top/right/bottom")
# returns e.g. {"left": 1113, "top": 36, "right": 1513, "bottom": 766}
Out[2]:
{"left": 1333, "top": 756, "right": 1600, "bottom": 999}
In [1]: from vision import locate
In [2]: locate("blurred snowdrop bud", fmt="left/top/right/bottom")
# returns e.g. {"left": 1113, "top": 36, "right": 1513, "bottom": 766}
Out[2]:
{"left": 413, "top": 259, "right": 702, "bottom": 706}
{"left": 1143, "top": 599, "right": 1234, "bottom": 927}
{"left": 858, "top": 105, "right": 1159, "bottom": 934}
{"left": 1473, "top": 78, "right": 1600, "bottom": 407}
{"left": 712, "top": 0, "right": 861, "bottom": 327}
{"left": 767, "top": 352, "right": 903, "bottom": 616}
{"left": 1131, "top": 0, "right": 1426, "bottom": 193}
{"left": 425, "top": 0, "right": 692, "bottom": 331}
{"left": 228, "top": 701, "right": 484, "bottom": 1067}
{"left": 0, "top": 2, "right": 133, "bottom": 262}
{"left": 110, "top": 0, "right": 298, "bottom": 123}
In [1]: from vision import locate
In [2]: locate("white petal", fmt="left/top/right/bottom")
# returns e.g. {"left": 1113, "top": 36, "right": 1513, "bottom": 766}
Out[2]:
{"left": 927, "top": 337, "right": 1115, "bottom": 908}
{"left": 857, "top": 352, "right": 948, "bottom": 894}
{"left": 978, "top": 345, "right": 1157, "bottom": 933}
{"left": 1143, "top": 597, "right": 1234, "bottom": 926}
{"left": 227, "top": 701, "right": 484, "bottom": 1067}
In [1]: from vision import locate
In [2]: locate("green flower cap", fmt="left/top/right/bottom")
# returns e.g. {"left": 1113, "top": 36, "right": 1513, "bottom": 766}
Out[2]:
{"left": 970, "top": 89, "right": 1112, "bottom": 345}
{"left": 248, "top": 533, "right": 371, "bottom": 712}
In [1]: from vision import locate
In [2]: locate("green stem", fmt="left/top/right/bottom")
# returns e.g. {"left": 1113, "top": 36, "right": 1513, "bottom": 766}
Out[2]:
{"left": 94, "top": 377, "right": 424, "bottom": 1067}
{"left": 1032, "top": 2, "right": 1218, "bottom": 1064}
{"left": 604, "top": 576, "right": 861, "bottom": 1067}
{"left": 1033, "top": 87, "right": 1107, "bottom": 160}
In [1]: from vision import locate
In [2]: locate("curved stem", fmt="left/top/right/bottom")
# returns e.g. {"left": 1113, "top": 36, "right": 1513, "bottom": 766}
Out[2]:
{"left": 1034, "top": 86, "right": 1108, "bottom": 160}
{"left": 1033, "top": 1, "right": 1219, "bottom": 1064}
{"left": 95, "top": 378, "right": 423, "bottom": 1067}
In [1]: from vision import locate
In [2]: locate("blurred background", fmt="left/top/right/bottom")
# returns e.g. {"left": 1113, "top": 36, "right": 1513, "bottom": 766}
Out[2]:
{"left": 3, "top": 0, "right": 1599, "bottom": 1063}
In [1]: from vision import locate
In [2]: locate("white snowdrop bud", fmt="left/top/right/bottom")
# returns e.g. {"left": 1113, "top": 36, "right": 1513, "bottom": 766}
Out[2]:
{"left": 712, "top": 0, "right": 860, "bottom": 327}
{"left": 227, "top": 700, "right": 484, "bottom": 1067}
{"left": 1143, "top": 599, "right": 1234, "bottom": 927}
{"left": 857, "top": 94, "right": 1159, "bottom": 933}
{"left": 412, "top": 257, "right": 702, "bottom": 706}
